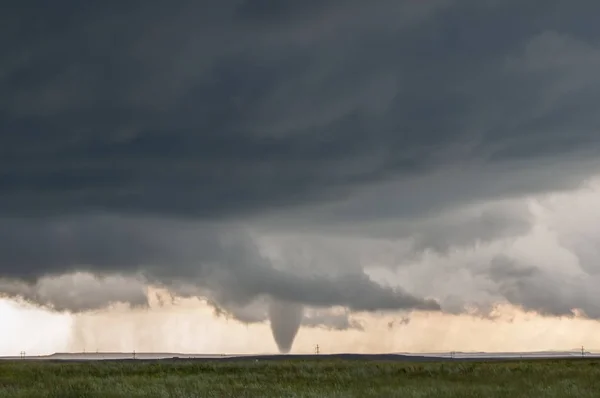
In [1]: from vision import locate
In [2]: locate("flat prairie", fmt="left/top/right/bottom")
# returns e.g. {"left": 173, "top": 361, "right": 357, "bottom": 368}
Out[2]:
{"left": 1, "top": 357, "right": 599, "bottom": 397}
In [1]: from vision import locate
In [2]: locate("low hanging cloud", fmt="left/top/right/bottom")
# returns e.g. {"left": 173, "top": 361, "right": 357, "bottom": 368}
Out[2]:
{"left": 0, "top": 216, "right": 439, "bottom": 315}
{"left": 0, "top": 273, "right": 148, "bottom": 312}
{"left": 2, "top": 0, "right": 600, "bottom": 352}
{"left": 301, "top": 308, "right": 364, "bottom": 331}
{"left": 487, "top": 255, "right": 600, "bottom": 319}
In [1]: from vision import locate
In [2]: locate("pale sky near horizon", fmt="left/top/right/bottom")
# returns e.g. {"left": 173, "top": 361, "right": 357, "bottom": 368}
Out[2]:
{"left": 4, "top": 297, "right": 600, "bottom": 357}
{"left": 2, "top": 1, "right": 600, "bottom": 355}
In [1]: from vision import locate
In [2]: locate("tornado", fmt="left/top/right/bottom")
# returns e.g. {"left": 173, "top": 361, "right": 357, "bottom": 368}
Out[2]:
{"left": 268, "top": 299, "right": 304, "bottom": 354}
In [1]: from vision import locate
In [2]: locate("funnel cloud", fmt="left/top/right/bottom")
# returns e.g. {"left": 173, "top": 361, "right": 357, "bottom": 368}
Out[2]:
{"left": 268, "top": 299, "right": 304, "bottom": 353}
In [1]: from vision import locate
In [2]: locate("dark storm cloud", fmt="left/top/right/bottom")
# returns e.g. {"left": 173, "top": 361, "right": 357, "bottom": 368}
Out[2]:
{"left": 208, "top": 297, "right": 363, "bottom": 331}
{"left": 0, "top": 273, "right": 148, "bottom": 312}
{"left": 407, "top": 201, "right": 534, "bottom": 255}
{"left": 0, "top": 216, "right": 439, "bottom": 313}
{"left": 2, "top": 1, "right": 600, "bottom": 323}
{"left": 487, "top": 255, "right": 600, "bottom": 319}
{"left": 1, "top": 1, "right": 600, "bottom": 220}
{"left": 301, "top": 309, "right": 364, "bottom": 331}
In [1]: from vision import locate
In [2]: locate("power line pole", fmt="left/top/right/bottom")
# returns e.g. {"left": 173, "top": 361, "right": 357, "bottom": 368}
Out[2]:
{"left": 315, "top": 344, "right": 320, "bottom": 355}
{"left": 582, "top": 346, "right": 585, "bottom": 358}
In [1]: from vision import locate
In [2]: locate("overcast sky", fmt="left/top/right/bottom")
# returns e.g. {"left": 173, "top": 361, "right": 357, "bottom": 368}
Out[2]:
{"left": 2, "top": 1, "right": 600, "bottom": 355}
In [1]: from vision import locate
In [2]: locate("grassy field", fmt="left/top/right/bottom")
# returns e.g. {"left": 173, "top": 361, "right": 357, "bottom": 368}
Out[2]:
{"left": 1, "top": 358, "right": 599, "bottom": 397}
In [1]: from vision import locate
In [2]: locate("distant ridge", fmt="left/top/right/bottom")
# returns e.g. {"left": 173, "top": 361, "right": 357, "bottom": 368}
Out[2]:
{"left": 2, "top": 350, "right": 599, "bottom": 362}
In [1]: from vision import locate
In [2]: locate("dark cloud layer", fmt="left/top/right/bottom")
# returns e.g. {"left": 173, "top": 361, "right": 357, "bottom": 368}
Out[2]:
{"left": 0, "top": 216, "right": 439, "bottom": 314}
{"left": 1, "top": 1, "right": 600, "bottom": 221}
{"left": 2, "top": 1, "right": 600, "bottom": 347}
{"left": 488, "top": 255, "right": 600, "bottom": 319}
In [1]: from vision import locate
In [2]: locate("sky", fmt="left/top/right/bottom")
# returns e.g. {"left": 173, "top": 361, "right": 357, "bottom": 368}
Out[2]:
{"left": 2, "top": 1, "right": 600, "bottom": 356}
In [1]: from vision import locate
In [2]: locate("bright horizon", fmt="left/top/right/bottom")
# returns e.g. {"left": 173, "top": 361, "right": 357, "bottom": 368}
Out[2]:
{"left": 5, "top": 283, "right": 600, "bottom": 357}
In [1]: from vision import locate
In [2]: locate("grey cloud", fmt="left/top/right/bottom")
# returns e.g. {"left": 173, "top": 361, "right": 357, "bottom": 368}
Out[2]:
{"left": 206, "top": 297, "right": 364, "bottom": 331}
{"left": 0, "top": 216, "right": 222, "bottom": 280}
{"left": 407, "top": 201, "right": 534, "bottom": 256}
{"left": 488, "top": 256, "right": 539, "bottom": 282}
{"left": 259, "top": 199, "right": 535, "bottom": 270}
{"left": 389, "top": 205, "right": 600, "bottom": 321}
{"left": 1, "top": 2, "right": 600, "bottom": 221}
{"left": 168, "top": 260, "right": 439, "bottom": 313}
{"left": 545, "top": 189, "right": 600, "bottom": 277}
{"left": 209, "top": 298, "right": 268, "bottom": 325}
{"left": 0, "top": 216, "right": 438, "bottom": 316}
{"left": 0, "top": 272, "right": 148, "bottom": 312}
{"left": 486, "top": 255, "right": 600, "bottom": 319}
{"left": 302, "top": 309, "right": 364, "bottom": 331}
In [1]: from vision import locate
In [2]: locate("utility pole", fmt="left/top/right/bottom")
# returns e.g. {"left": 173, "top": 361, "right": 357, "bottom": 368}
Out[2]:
{"left": 582, "top": 346, "right": 585, "bottom": 358}
{"left": 133, "top": 350, "right": 136, "bottom": 360}
{"left": 19, "top": 351, "right": 25, "bottom": 359}
{"left": 315, "top": 344, "right": 320, "bottom": 355}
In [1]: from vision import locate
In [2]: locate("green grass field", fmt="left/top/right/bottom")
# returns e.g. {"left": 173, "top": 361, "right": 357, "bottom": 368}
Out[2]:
{"left": 1, "top": 358, "right": 599, "bottom": 397}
